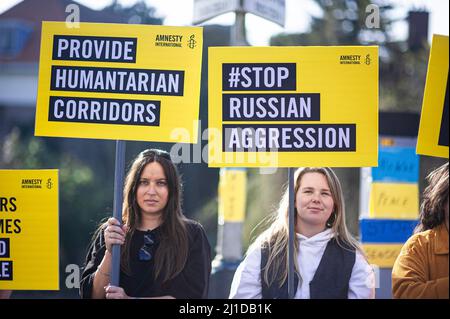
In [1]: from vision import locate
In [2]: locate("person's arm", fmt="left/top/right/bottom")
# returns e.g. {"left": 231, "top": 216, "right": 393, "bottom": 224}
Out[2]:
{"left": 392, "top": 236, "right": 449, "bottom": 299}
{"left": 80, "top": 229, "right": 106, "bottom": 299}
{"left": 348, "top": 251, "right": 375, "bottom": 299}
{"left": 229, "top": 245, "right": 263, "bottom": 299}
{"left": 0, "top": 290, "right": 12, "bottom": 299}
{"left": 91, "top": 250, "right": 112, "bottom": 299}
{"left": 80, "top": 218, "right": 126, "bottom": 299}
{"left": 105, "top": 222, "right": 210, "bottom": 299}
{"left": 104, "top": 285, "right": 175, "bottom": 299}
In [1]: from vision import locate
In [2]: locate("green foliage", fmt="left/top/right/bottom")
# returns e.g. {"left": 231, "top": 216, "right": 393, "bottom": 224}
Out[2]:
{"left": 104, "top": 0, "right": 163, "bottom": 25}
{"left": 270, "top": 0, "right": 429, "bottom": 112}
{"left": 271, "top": 0, "right": 393, "bottom": 46}
{"left": 379, "top": 42, "right": 429, "bottom": 111}
{"left": 242, "top": 169, "right": 287, "bottom": 251}
{"left": 192, "top": 195, "right": 218, "bottom": 254}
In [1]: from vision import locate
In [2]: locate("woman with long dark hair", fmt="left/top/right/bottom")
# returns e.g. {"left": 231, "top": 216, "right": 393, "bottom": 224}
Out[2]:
{"left": 80, "top": 149, "right": 211, "bottom": 299}
{"left": 392, "top": 162, "right": 448, "bottom": 299}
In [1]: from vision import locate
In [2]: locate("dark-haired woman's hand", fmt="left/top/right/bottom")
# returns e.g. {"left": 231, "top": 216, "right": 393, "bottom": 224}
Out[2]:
{"left": 105, "top": 285, "right": 130, "bottom": 299}
{"left": 104, "top": 217, "right": 127, "bottom": 253}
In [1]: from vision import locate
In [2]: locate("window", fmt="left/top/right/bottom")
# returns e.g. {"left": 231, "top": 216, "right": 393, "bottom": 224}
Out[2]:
{"left": 0, "top": 20, "right": 32, "bottom": 59}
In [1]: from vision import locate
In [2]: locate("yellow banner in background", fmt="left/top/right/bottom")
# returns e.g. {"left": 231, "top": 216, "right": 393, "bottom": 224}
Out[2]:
{"left": 363, "top": 244, "right": 403, "bottom": 268}
{"left": 208, "top": 46, "right": 378, "bottom": 167}
{"left": 218, "top": 169, "right": 247, "bottom": 222}
{"left": 0, "top": 170, "right": 59, "bottom": 290}
{"left": 416, "top": 34, "right": 449, "bottom": 158}
{"left": 35, "top": 22, "right": 203, "bottom": 143}
{"left": 369, "top": 182, "right": 419, "bottom": 219}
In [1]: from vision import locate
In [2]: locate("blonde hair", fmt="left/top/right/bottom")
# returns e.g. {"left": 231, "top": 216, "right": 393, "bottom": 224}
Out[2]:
{"left": 251, "top": 167, "right": 364, "bottom": 288}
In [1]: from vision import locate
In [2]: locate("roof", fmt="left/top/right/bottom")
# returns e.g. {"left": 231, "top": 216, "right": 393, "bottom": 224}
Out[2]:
{"left": 0, "top": 0, "right": 127, "bottom": 63}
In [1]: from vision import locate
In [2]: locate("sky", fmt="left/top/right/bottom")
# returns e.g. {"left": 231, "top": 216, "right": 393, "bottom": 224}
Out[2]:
{"left": 0, "top": 0, "right": 448, "bottom": 46}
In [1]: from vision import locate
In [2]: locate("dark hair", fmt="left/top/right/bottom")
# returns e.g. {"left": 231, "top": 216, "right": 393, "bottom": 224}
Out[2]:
{"left": 121, "top": 149, "right": 188, "bottom": 283}
{"left": 415, "top": 162, "right": 449, "bottom": 233}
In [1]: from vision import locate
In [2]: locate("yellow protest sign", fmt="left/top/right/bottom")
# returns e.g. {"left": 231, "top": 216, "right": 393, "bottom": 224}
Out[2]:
{"left": 35, "top": 22, "right": 203, "bottom": 143}
{"left": 368, "top": 182, "right": 419, "bottom": 219}
{"left": 0, "top": 170, "right": 59, "bottom": 290}
{"left": 218, "top": 169, "right": 247, "bottom": 222}
{"left": 362, "top": 244, "right": 403, "bottom": 268}
{"left": 417, "top": 34, "right": 449, "bottom": 158}
{"left": 208, "top": 46, "right": 378, "bottom": 167}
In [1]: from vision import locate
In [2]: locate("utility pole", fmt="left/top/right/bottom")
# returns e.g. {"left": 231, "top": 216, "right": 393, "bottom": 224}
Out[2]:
{"left": 232, "top": 0, "right": 248, "bottom": 46}
{"left": 193, "top": 0, "right": 285, "bottom": 298}
{"left": 207, "top": 0, "right": 248, "bottom": 299}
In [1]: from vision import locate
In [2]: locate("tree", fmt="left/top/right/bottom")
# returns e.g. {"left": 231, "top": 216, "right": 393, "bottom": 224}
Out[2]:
{"left": 270, "top": 0, "right": 429, "bottom": 112}
{"left": 103, "top": 0, "right": 163, "bottom": 25}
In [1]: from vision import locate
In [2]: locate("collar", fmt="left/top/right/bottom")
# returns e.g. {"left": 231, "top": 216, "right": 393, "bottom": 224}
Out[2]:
{"left": 434, "top": 223, "right": 449, "bottom": 255}
{"left": 136, "top": 226, "right": 161, "bottom": 241}
{"left": 296, "top": 228, "right": 334, "bottom": 243}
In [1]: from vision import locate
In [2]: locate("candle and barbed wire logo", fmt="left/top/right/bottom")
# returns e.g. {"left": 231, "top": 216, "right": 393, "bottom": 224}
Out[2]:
{"left": 365, "top": 54, "right": 371, "bottom": 65}
{"left": 188, "top": 34, "right": 196, "bottom": 49}
{"left": 47, "top": 178, "right": 53, "bottom": 189}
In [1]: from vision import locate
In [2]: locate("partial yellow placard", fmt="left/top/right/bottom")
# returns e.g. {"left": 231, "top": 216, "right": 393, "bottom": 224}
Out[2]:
{"left": 416, "top": 34, "right": 449, "bottom": 158}
{"left": 0, "top": 170, "right": 59, "bottom": 290}
{"left": 218, "top": 169, "right": 247, "bottom": 222}
{"left": 35, "top": 22, "right": 203, "bottom": 143}
{"left": 369, "top": 182, "right": 419, "bottom": 219}
{"left": 362, "top": 244, "right": 403, "bottom": 268}
{"left": 208, "top": 46, "right": 378, "bottom": 167}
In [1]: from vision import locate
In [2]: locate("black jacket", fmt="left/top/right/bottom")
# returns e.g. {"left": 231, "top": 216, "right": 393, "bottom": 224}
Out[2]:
{"left": 80, "top": 219, "right": 211, "bottom": 299}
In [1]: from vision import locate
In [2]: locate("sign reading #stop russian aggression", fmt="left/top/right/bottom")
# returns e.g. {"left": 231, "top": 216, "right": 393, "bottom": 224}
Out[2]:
{"left": 35, "top": 22, "right": 202, "bottom": 143}
{"left": 208, "top": 46, "right": 378, "bottom": 167}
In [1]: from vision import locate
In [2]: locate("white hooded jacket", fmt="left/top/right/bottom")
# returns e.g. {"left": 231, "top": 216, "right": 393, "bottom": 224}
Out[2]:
{"left": 229, "top": 229, "right": 375, "bottom": 299}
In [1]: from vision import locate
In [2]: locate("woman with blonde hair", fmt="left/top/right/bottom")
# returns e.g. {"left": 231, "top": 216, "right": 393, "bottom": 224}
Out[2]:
{"left": 230, "top": 167, "right": 375, "bottom": 299}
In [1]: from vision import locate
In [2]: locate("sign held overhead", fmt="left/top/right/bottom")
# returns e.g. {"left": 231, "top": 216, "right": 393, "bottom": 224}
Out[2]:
{"left": 35, "top": 22, "right": 203, "bottom": 143}
{"left": 208, "top": 46, "right": 378, "bottom": 167}
{"left": 416, "top": 34, "right": 449, "bottom": 158}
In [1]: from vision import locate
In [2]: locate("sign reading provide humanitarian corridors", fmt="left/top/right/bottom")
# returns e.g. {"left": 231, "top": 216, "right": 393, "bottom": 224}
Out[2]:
{"left": 208, "top": 46, "right": 378, "bottom": 167}
{"left": 35, "top": 22, "right": 203, "bottom": 143}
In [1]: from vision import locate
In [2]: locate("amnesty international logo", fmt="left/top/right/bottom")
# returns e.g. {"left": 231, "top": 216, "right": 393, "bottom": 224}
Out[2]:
{"left": 365, "top": 54, "right": 371, "bottom": 65}
{"left": 154, "top": 34, "right": 183, "bottom": 48}
{"left": 340, "top": 55, "right": 361, "bottom": 64}
{"left": 21, "top": 178, "right": 42, "bottom": 189}
{"left": 188, "top": 34, "right": 196, "bottom": 49}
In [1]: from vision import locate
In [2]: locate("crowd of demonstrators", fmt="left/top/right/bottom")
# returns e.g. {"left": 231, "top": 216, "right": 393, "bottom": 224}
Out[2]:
{"left": 4, "top": 157, "right": 446, "bottom": 300}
